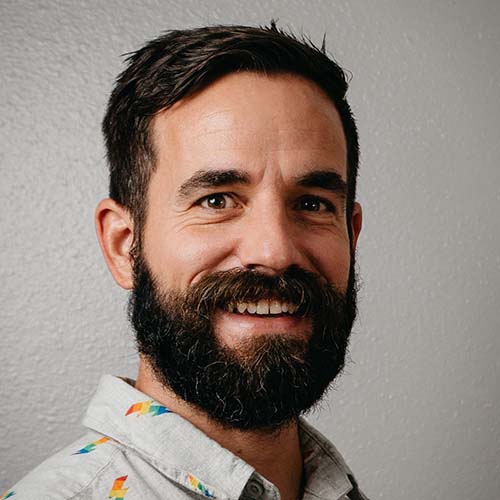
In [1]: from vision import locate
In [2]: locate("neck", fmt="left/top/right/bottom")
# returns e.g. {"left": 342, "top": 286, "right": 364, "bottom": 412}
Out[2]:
{"left": 135, "top": 359, "right": 304, "bottom": 500}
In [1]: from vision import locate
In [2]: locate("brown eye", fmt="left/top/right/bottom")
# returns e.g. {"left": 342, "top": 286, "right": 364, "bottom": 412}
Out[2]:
{"left": 297, "top": 196, "right": 334, "bottom": 213}
{"left": 300, "top": 198, "right": 321, "bottom": 211}
{"left": 200, "top": 193, "right": 236, "bottom": 209}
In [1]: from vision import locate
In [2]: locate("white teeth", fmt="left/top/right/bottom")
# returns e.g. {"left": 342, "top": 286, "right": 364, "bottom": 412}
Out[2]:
{"left": 257, "top": 300, "right": 269, "bottom": 315}
{"left": 231, "top": 300, "right": 298, "bottom": 315}
{"left": 269, "top": 300, "right": 282, "bottom": 314}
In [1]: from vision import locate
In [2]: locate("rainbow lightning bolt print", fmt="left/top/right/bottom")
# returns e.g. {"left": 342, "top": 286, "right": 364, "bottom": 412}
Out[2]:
{"left": 0, "top": 491, "right": 15, "bottom": 499}
{"left": 108, "top": 475, "right": 129, "bottom": 500}
{"left": 125, "top": 400, "right": 170, "bottom": 417}
{"left": 187, "top": 474, "right": 214, "bottom": 498}
{"left": 73, "top": 436, "right": 110, "bottom": 455}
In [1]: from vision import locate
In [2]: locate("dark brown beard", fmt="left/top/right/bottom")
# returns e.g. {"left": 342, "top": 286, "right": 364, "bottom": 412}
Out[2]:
{"left": 129, "top": 259, "right": 358, "bottom": 431}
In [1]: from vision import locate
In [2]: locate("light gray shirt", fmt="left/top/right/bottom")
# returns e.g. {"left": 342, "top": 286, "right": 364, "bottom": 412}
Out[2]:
{"left": 5, "top": 375, "right": 368, "bottom": 500}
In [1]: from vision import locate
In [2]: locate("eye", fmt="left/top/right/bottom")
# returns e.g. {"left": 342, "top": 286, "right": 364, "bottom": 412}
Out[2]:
{"left": 199, "top": 193, "right": 237, "bottom": 210}
{"left": 296, "top": 195, "right": 335, "bottom": 213}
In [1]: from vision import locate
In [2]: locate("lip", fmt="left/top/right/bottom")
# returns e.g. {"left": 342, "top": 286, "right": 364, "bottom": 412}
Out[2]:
{"left": 213, "top": 308, "right": 312, "bottom": 346}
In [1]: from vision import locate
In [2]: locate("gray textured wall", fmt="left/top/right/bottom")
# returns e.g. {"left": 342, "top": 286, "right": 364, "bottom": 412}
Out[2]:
{"left": 1, "top": 1, "right": 499, "bottom": 498}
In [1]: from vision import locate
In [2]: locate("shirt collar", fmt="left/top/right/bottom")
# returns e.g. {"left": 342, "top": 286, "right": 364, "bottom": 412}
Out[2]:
{"left": 83, "top": 375, "right": 353, "bottom": 500}
{"left": 299, "top": 419, "right": 354, "bottom": 499}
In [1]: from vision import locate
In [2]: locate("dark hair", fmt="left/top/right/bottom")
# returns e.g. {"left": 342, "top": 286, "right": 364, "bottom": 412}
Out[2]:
{"left": 102, "top": 22, "right": 359, "bottom": 260}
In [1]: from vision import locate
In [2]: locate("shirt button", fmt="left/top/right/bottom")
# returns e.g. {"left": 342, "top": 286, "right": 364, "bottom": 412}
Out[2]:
{"left": 246, "top": 479, "right": 265, "bottom": 498}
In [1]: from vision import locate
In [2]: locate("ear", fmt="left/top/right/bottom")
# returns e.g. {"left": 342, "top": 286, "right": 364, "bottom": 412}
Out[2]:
{"left": 350, "top": 201, "right": 363, "bottom": 252}
{"left": 95, "top": 198, "right": 135, "bottom": 290}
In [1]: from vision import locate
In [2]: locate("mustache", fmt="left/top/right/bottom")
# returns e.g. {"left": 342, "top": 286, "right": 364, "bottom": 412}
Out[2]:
{"left": 150, "top": 265, "right": 349, "bottom": 319}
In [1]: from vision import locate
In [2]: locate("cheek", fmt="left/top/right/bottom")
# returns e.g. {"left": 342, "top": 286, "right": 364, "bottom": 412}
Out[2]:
{"left": 145, "top": 226, "right": 236, "bottom": 290}
{"left": 306, "top": 237, "right": 352, "bottom": 289}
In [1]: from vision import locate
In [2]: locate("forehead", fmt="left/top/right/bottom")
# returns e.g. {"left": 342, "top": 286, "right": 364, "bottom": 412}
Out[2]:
{"left": 151, "top": 72, "right": 347, "bottom": 186}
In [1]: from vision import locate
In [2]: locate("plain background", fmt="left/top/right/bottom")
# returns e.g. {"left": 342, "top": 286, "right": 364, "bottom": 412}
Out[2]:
{"left": 1, "top": 1, "right": 499, "bottom": 498}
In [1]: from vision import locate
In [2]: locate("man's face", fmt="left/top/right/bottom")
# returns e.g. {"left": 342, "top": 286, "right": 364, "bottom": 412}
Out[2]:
{"left": 132, "top": 72, "right": 362, "bottom": 429}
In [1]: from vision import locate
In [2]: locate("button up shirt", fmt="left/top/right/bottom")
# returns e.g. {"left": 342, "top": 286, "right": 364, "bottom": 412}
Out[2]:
{"left": 5, "top": 375, "right": 368, "bottom": 500}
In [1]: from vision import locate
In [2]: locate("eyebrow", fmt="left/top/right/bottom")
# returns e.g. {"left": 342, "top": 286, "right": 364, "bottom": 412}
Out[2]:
{"left": 176, "top": 167, "right": 348, "bottom": 203}
{"left": 177, "top": 169, "right": 251, "bottom": 201}
{"left": 294, "top": 170, "right": 348, "bottom": 201}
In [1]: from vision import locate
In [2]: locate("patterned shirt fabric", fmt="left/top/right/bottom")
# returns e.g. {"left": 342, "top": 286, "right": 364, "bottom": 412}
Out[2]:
{"left": 5, "top": 375, "right": 368, "bottom": 500}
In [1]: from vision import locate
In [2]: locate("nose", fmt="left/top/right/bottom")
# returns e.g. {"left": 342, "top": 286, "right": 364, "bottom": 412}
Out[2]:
{"left": 236, "top": 202, "right": 304, "bottom": 275}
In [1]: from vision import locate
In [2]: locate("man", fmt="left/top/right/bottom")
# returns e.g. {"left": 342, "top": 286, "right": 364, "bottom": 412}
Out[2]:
{"left": 6, "top": 23, "right": 366, "bottom": 500}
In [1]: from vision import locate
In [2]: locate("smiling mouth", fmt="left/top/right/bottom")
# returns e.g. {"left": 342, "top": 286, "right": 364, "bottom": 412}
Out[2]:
{"left": 214, "top": 299, "right": 311, "bottom": 342}
{"left": 223, "top": 298, "right": 304, "bottom": 317}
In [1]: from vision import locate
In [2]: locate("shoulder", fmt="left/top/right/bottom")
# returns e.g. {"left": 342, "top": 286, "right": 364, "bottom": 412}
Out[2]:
{"left": 4, "top": 432, "right": 124, "bottom": 500}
